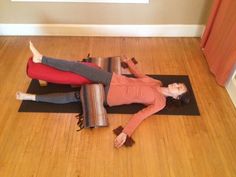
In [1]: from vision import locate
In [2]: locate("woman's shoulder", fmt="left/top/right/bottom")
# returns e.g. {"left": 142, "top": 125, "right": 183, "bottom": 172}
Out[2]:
{"left": 153, "top": 90, "right": 166, "bottom": 109}
{"left": 142, "top": 76, "right": 163, "bottom": 85}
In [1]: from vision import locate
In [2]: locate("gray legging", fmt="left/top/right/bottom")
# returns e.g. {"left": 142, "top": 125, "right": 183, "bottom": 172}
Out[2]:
{"left": 36, "top": 91, "right": 80, "bottom": 104}
{"left": 35, "top": 56, "right": 113, "bottom": 104}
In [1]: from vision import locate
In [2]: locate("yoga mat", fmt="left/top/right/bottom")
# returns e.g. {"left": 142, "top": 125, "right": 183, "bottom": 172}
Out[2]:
{"left": 18, "top": 75, "right": 200, "bottom": 115}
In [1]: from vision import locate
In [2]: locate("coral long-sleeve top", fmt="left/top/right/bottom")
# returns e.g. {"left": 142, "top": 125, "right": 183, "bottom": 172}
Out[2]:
{"left": 106, "top": 61, "right": 166, "bottom": 136}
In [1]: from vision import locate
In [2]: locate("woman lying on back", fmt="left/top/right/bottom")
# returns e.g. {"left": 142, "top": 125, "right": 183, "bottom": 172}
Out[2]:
{"left": 17, "top": 42, "right": 190, "bottom": 148}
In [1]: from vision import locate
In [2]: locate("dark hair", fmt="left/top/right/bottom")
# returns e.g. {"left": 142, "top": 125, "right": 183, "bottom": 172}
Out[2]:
{"left": 166, "top": 90, "right": 191, "bottom": 109}
{"left": 178, "top": 91, "right": 191, "bottom": 104}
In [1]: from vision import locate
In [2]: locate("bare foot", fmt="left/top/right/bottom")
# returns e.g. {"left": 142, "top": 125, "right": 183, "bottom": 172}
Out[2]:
{"left": 29, "top": 41, "right": 43, "bottom": 63}
{"left": 16, "top": 91, "right": 36, "bottom": 101}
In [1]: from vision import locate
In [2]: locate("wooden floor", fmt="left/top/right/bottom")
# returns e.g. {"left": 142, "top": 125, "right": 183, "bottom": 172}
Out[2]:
{"left": 0, "top": 37, "right": 236, "bottom": 177}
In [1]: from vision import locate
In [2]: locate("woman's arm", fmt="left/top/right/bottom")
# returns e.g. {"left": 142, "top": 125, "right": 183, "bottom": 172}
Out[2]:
{"left": 114, "top": 101, "right": 165, "bottom": 148}
{"left": 122, "top": 101, "right": 166, "bottom": 137}
{"left": 122, "top": 58, "right": 146, "bottom": 78}
{"left": 122, "top": 58, "right": 163, "bottom": 86}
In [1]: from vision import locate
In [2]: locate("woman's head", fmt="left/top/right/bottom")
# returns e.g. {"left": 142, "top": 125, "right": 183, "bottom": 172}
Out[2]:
{"left": 167, "top": 83, "right": 187, "bottom": 98}
{"left": 167, "top": 83, "right": 190, "bottom": 104}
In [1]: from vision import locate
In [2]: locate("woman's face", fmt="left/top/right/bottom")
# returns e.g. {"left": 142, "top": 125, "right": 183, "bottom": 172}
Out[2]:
{"left": 168, "top": 83, "right": 187, "bottom": 98}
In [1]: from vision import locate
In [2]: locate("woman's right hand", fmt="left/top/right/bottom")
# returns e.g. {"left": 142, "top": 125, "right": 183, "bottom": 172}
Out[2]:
{"left": 121, "top": 57, "right": 138, "bottom": 64}
{"left": 121, "top": 56, "right": 129, "bottom": 68}
{"left": 121, "top": 56, "right": 129, "bottom": 63}
{"left": 121, "top": 56, "right": 138, "bottom": 68}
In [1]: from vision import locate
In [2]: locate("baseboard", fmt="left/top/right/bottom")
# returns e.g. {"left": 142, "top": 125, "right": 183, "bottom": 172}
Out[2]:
{"left": 0, "top": 24, "right": 204, "bottom": 37}
{"left": 12, "top": 0, "right": 149, "bottom": 3}
{"left": 226, "top": 68, "right": 236, "bottom": 108}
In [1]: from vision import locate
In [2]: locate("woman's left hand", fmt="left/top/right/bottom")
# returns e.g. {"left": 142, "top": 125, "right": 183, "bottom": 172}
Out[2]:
{"left": 114, "top": 132, "right": 127, "bottom": 148}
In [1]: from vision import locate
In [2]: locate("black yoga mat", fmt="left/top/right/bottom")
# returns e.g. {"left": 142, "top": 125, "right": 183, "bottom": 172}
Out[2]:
{"left": 18, "top": 75, "right": 200, "bottom": 115}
